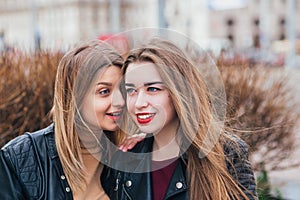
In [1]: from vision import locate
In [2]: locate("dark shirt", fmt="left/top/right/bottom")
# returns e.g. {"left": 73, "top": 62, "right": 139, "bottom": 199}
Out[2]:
{"left": 151, "top": 158, "right": 179, "bottom": 200}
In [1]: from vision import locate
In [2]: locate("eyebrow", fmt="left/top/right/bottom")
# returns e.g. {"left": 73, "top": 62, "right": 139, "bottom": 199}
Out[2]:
{"left": 96, "top": 82, "right": 112, "bottom": 86}
{"left": 125, "top": 81, "right": 164, "bottom": 87}
{"left": 144, "top": 81, "right": 164, "bottom": 86}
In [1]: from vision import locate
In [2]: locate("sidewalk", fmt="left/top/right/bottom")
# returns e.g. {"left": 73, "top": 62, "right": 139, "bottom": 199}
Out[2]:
{"left": 268, "top": 68, "right": 300, "bottom": 200}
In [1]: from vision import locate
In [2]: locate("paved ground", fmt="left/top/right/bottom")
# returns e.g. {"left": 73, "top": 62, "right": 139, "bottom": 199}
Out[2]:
{"left": 268, "top": 68, "right": 300, "bottom": 200}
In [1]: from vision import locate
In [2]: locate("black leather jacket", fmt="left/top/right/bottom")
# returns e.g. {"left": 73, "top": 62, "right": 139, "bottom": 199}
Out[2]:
{"left": 0, "top": 124, "right": 73, "bottom": 200}
{"left": 101, "top": 136, "right": 258, "bottom": 200}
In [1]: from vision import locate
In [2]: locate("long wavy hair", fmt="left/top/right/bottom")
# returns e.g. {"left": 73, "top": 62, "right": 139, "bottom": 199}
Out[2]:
{"left": 122, "top": 38, "right": 252, "bottom": 200}
{"left": 52, "top": 40, "right": 123, "bottom": 193}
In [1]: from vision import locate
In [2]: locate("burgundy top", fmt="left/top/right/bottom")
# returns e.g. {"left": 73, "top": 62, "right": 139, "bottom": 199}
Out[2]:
{"left": 151, "top": 158, "right": 179, "bottom": 200}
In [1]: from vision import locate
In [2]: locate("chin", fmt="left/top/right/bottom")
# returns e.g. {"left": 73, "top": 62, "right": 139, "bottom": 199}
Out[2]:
{"left": 110, "top": 127, "right": 118, "bottom": 132}
{"left": 107, "top": 125, "right": 119, "bottom": 132}
{"left": 138, "top": 126, "right": 158, "bottom": 134}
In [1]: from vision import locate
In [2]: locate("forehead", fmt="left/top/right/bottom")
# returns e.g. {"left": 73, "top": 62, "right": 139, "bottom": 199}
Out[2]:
{"left": 95, "top": 65, "right": 122, "bottom": 83}
{"left": 125, "top": 62, "right": 162, "bottom": 83}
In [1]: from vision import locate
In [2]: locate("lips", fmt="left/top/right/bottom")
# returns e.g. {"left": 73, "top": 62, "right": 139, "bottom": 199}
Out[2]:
{"left": 107, "top": 111, "right": 122, "bottom": 121}
{"left": 136, "top": 113, "right": 155, "bottom": 124}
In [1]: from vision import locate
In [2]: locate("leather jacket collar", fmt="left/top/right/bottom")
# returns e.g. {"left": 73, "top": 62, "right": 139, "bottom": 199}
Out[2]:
{"left": 102, "top": 136, "right": 189, "bottom": 200}
{"left": 43, "top": 123, "right": 59, "bottom": 159}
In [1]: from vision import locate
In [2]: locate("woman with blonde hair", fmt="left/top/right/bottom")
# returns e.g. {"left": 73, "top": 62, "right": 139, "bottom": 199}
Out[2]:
{"left": 0, "top": 40, "right": 125, "bottom": 199}
{"left": 102, "top": 37, "right": 257, "bottom": 200}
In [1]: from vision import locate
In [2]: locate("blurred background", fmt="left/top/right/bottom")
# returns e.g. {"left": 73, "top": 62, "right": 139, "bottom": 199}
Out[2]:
{"left": 0, "top": 0, "right": 300, "bottom": 199}
{"left": 0, "top": 0, "right": 299, "bottom": 67}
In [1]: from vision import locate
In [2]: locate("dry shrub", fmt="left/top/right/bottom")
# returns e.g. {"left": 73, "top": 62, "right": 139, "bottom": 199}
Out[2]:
{"left": 0, "top": 50, "right": 63, "bottom": 147}
{"left": 219, "top": 64, "right": 300, "bottom": 171}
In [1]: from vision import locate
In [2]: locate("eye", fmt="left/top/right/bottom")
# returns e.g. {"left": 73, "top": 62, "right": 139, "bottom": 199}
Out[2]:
{"left": 126, "top": 88, "right": 136, "bottom": 95}
{"left": 98, "top": 88, "right": 110, "bottom": 96}
{"left": 147, "top": 87, "right": 161, "bottom": 92}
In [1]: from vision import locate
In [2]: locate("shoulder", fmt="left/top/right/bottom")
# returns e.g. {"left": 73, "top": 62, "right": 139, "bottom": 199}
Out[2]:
{"left": 223, "top": 133, "right": 249, "bottom": 159}
{"left": 1, "top": 133, "right": 34, "bottom": 167}
{"left": 1, "top": 124, "right": 54, "bottom": 154}
{"left": 223, "top": 133, "right": 258, "bottom": 199}
{"left": 1, "top": 124, "right": 55, "bottom": 171}
{"left": 0, "top": 124, "right": 55, "bottom": 199}
{"left": 222, "top": 133, "right": 252, "bottom": 178}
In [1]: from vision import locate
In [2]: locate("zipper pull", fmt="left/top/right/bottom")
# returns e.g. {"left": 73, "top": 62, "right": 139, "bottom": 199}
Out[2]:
{"left": 114, "top": 172, "right": 121, "bottom": 191}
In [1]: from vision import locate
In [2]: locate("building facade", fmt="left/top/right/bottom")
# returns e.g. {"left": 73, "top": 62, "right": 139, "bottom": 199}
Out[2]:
{"left": 0, "top": 0, "right": 299, "bottom": 52}
{"left": 0, "top": 0, "right": 157, "bottom": 51}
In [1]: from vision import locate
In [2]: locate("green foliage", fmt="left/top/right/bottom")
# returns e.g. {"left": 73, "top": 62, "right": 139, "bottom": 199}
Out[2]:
{"left": 256, "top": 166, "right": 283, "bottom": 200}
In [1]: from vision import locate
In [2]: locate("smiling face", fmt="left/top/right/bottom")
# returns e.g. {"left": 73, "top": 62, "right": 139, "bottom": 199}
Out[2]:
{"left": 125, "top": 62, "right": 178, "bottom": 135}
{"left": 81, "top": 65, "right": 124, "bottom": 131}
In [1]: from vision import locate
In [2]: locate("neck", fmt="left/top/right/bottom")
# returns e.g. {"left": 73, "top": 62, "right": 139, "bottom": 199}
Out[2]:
{"left": 152, "top": 119, "right": 180, "bottom": 161}
{"left": 153, "top": 129, "right": 176, "bottom": 150}
{"left": 74, "top": 154, "right": 108, "bottom": 200}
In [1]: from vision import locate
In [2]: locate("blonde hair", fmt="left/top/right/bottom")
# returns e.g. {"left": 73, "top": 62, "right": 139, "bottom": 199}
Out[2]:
{"left": 53, "top": 40, "right": 123, "bottom": 193}
{"left": 122, "top": 38, "right": 252, "bottom": 200}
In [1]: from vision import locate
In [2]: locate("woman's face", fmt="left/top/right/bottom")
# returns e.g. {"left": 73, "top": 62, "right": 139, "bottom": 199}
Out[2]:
{"left": 125, "top": 62, "right": 178, "bottom": 135}
{"left": 81, "top": 65, "right": 124, "bottom": 131}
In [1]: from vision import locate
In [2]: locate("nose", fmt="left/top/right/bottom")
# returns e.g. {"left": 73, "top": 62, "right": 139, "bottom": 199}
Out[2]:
{"left": 112, "top": 89, "right": 125, "bottom": 108}
{"left": 135, "top": 90, "right": 148, "bottom": 109}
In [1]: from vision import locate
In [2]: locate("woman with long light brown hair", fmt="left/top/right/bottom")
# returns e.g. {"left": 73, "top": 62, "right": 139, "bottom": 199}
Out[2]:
{"left": 0, "top": 40, "right": 125, "bottom": 199}
{"left": 102, "top": 37, "right": 257, "bottom": 200}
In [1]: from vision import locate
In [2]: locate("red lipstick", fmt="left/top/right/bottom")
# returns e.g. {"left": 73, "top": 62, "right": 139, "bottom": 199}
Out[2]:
{"left": 136, "top": 113, "right": 155, "bottom": 124}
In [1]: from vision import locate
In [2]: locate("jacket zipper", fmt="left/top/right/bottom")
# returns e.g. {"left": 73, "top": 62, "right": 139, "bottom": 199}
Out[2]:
{"left": 114, "top": 172, "right": 121, "bottom": 191}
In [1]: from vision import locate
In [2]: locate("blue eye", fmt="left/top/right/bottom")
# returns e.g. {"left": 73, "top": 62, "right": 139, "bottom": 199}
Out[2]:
{"left": 126, "top": 88, "right": 136, "bottom": 95}
{"left": 99, "top": 89, "right": 110, "bottom": 95}
{"left": 147, "top": 87, "right": 160, "bottom": 92}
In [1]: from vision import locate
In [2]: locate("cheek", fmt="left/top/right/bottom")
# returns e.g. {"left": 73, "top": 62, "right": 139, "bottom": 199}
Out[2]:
{"left": 94, "top": 99, "right": 109, "bottom": 115}
{"left": 164, "top": 97, "right": 176, "bottom": 117}
{"left": 126, "top": 97, "right": 135, "bottom": 111}
{"left": 81, "top": 96, "right": 95, "bottom": 118}
{"left": 152, "top": 95, "right": 169, "bottom": 108}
